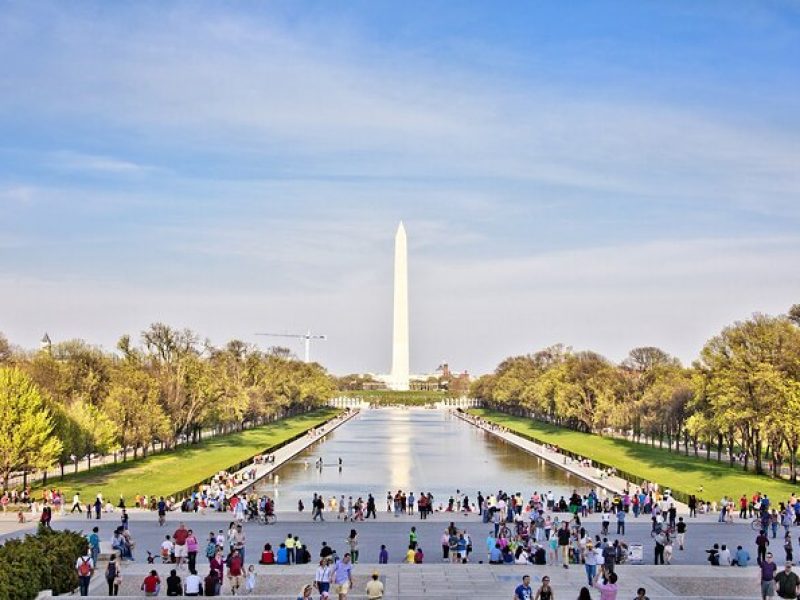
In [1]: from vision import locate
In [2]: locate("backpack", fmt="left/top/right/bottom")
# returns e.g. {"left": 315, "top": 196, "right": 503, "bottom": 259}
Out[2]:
{"left": 78, "top": 557, "right": 92, "bottom": 577}
{"left": 106, "top": 561, "right": 117, "bottom": 580}
{"left": 206, "top": 541, "right": 217, "bottom": 559}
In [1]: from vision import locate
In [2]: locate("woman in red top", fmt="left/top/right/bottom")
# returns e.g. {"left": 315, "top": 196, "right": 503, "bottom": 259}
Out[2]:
{"left": 259, "top": 543, "right": 275, "bottom": 564}
{"left": 141, "top": 570, "right": 161, "bottom": 597}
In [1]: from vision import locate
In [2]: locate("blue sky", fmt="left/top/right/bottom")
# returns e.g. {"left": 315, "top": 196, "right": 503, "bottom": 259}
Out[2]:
{"left": 1, "top": 1, "right": 799, "bottom": 375}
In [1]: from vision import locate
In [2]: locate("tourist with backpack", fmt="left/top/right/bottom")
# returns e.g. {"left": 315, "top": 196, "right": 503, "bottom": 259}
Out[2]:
{"left": 76, "top": 548, "right": 94, "bottom": 596}
{"left": 105, "top": 553, "right": 122, "bottom": 596}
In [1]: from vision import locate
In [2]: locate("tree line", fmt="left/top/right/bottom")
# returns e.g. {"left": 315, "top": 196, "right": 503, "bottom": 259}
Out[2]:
{"left": 470, "top": 305, "right": 800, "bottom": 481}
{"left": 0, "top": 323, "right": 336, "bottom": 490}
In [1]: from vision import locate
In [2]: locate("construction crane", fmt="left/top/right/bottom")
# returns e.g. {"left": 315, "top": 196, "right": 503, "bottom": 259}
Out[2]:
{"left": 254, "top": 330, "right": 327, "bottom": 363}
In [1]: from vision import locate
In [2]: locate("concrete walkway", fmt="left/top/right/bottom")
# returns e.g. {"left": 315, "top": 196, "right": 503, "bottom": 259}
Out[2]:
{"left": 82, "top": 562, "right": 760, "bottom": 599}
{"left": 231, "top": 409, "right": 359, "bottom": 496}
{"left": 453, "top": 410, "right": 688, "bottom": 510}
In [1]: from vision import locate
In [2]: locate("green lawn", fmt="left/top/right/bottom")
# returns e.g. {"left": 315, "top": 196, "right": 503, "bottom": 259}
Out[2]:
{"left": 36, "top": 408, "right": 339, "bottom": 502}
{"left": 470, "top": 408, "right": 799, "bottom": 503}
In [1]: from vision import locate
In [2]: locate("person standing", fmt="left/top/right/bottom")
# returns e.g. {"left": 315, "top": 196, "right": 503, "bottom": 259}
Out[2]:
{"left": 616, "top": 510, "right": 625, "bottom": 535}
{"left": 173, "top": 522, "right": 189, "bottom": 569}
{"left": 584, "top": 541, "right": 598, "bottom": 586}
{"left": 93, "top": 496, "right": 102, "bottom": 520}
{"left": 347, "top": 529, "right": 359, "bottom": 564}
{"left": 366, "top": 494, "right": 377, "bottom": 519}
{"left": 333, "top": 553, "right": 354, "bottom": 600}
{"left": 76, "top": 547, "right": 94, "bottom": 596}
{"left": 285, "top": 533, "right": 296, "bottom": 564}
{"left": 775, "top": 561, "right": 800, "bottom": 600}
{"left": 186, "top": 529, "right": 199, "bottom": 573}
{"left": 593, "top": 570, "right": 618, "bottom": 600}
{"left": 761, "top": 553, "right": 778, "bottom": 600}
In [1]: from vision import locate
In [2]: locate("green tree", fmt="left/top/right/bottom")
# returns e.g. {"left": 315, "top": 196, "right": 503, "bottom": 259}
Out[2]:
{"left": 0, "top": 368, "right": 62, "bottom": 489}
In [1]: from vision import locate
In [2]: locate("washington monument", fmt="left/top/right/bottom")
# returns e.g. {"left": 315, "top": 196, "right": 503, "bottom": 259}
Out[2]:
{"left": 389, "top": 222, "right": 410, "bottom": 391}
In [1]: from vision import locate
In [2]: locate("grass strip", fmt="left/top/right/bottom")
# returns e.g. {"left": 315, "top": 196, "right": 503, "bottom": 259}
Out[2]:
{"left": 35, "top": 408, "right": 339, "bottom": 501}
{"left": 470, "top": 408, "right": 798, "bottom": 503}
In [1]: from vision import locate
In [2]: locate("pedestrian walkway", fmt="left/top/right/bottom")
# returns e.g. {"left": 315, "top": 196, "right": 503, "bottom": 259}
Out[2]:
{"left": 230, "top": 409, "right": 359, "bottom": 496}
{"left": 79, "top": 562, "right": 758, "bottom": 599}
{"left": 453, "top": 410, "right": 688, "bottom": 511}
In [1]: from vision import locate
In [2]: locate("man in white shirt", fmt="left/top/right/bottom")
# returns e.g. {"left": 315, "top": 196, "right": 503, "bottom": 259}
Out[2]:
{"left": 184, "top": 569, "right": 203, "bottom": 596}
{"left": 71, "top": 493, "right": 83, "bottom": 513}
{"left": 366, "top": 571, "right": 384, "bottom": 600}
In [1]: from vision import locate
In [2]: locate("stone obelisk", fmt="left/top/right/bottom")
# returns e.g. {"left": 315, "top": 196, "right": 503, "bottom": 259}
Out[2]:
{"left": 390, "top": 221, "right": 410, "bottom": 391}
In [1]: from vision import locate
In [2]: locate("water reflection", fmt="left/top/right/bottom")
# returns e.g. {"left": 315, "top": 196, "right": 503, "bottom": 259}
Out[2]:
{"left": 257, "top": 408, "right": 590, "bottom": 509}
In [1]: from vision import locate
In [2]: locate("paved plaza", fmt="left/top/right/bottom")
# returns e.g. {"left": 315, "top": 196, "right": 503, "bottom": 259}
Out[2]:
{"left": 3, "top": 508, "right": 780, "bottom": 599}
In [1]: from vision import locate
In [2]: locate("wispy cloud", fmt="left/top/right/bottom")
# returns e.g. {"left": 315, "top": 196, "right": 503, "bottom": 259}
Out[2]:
{"left": 48, "top": 151, "right": 155, "bottom": 175}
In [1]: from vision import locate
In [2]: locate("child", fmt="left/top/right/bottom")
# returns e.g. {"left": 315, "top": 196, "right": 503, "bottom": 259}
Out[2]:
{"left": 245, "top": 565, "right": 256, "bottom": 594}
{"left": 161, "top": 535, "right": 174, "bottom": 563}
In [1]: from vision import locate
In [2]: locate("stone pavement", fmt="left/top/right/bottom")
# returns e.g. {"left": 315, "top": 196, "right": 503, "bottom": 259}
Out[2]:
{"left": 81, "top": 562, "right": 760, "bottom": 599}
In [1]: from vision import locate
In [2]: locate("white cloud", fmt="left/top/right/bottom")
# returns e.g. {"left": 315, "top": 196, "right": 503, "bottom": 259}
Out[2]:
{"left": 2, "top": 235, "right": 797, "bottom": 375}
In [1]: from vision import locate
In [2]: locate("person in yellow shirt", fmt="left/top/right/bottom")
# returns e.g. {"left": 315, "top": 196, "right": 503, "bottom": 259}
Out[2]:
{"left": 366, "top": 571, "right": 384, "bottom": 600}
{"left": 405, "top": 545, "right": 416, "bottom": 563}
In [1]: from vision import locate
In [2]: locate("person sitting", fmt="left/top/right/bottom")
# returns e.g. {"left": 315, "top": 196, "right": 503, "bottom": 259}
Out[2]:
{"left": 733, "top": 545, "right": 750, "bottom": 567}
{"left": 414, "top": 547, "right": 424, "bottom": 564}
{"left": 502, "top": 546, "right": 515, "bottom": 564}
{"left": 532, "top": 545, "right": 547, "bottom": 565}
{"left": 276, "top": 542, "right": 289, "bottom": 564}
{"left": 203, "top": 570, "right": 219, "bottom": 596}
{"left": 489, "top": 543, "right": 503, "bottom": 564}
{"left": 166, "top": 569, "right": 182, "bottom": 596}
{"left": 297, "top": 544, "right": 311, "bottom": 564}
{"left": 706, "top": 543, "right": 720, "bottom": 566}
{"left": 259, "top": 543, "right": 275, "bottom": 565}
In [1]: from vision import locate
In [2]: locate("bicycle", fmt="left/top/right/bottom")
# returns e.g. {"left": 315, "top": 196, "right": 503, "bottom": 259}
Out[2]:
{"left": 751, "top": 518, "right": 768, "bottom": 531}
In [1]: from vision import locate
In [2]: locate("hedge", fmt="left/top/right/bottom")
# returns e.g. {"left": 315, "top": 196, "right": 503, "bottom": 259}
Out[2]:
{"left": 0, "top": 526, "right": 87, "bottom": 599}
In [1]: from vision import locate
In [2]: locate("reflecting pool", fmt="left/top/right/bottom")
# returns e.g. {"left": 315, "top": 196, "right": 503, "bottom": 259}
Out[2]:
{"left": 257, "top": 407, "right": 591, "bottom": 509}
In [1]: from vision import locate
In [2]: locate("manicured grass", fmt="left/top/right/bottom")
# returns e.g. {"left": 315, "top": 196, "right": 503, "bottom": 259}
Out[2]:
{"left": 470, "top": 408, "right": 799, "bottom": 503}
{"left": 346, "top": 390, "right": 452, "bottom": 405}
{"left": 36, "top": 408, "right": 339, "bottom": 502}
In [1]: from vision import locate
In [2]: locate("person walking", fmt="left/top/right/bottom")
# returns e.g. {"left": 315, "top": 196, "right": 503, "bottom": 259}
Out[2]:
{"left": 332, "top": 553, "right": 354, "bottom": 600}
{"left": 315, "top": 558, "right": 332, "bottom": 597}
{"left": 676, "top": 517, "right": 687, "bottom": 550}
{"left": 653, "top": 530, "right": 667, "bottom": 565}
{"left": 534, "top": 575, "right": 554, "bottom": 600}
{"left": 775, "top": 561, "right": 800, "bottom": 599}
{"left": 105, "top": 553, "right": 122, "bottom": 596}
{"left": 761, "top": 553, "right": 778, "bottom": 600}
{"left": 71, "top": 492, "right": 83, "bottom": 513}
{"left": 757, "top": 530, "right": 771, "bottom": 566}
{"left": 514, "top": 574, "right": 533, "bottom": 600}
{"left": 557, "top": 522, "right": 571, "bottom": 568}
{"left": 76, "top": 547, "right": 94, "bottom": 597}
{"left": 366, "top": 570, "right": 384, "bottom": 600}
{"left": 347, "top": 529, "right": 360, "bottom": 564}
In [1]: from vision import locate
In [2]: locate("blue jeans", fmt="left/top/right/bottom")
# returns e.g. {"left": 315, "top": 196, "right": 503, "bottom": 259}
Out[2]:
{"left": 584, "top": 564, "right": 596, "bottom": 585}
{"left": 79, "top": 575, "right": 91, "bottom": 596}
